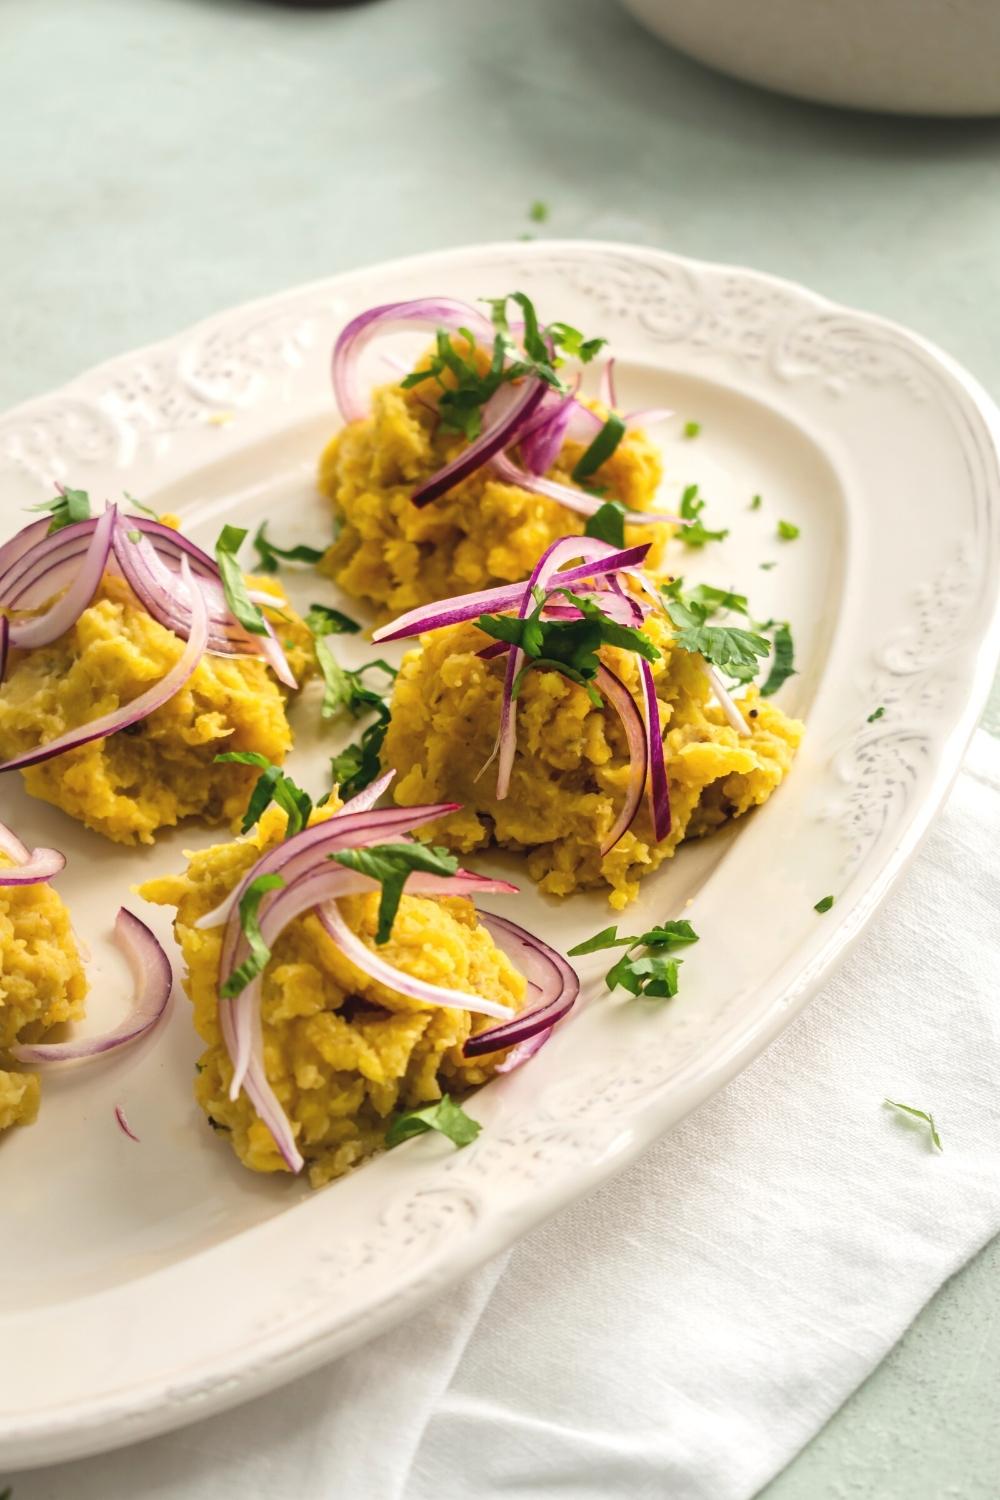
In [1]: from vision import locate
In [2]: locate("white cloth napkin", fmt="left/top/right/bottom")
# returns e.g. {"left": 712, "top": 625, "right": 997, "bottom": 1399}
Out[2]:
{"left": 9, "top": 731, "right": 1000, "bottom": 1500}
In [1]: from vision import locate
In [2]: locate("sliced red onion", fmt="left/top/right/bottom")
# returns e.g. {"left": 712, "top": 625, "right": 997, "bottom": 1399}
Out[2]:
{"left": 0, "top": 557, "right": 209, "bottom": 774}
{"left": 115, "top": 1105, "right": 140, "bottom": 1142}
{"left": 412, "top": 377, "right": 547, "bottom": 507}
{"left": 599, "top": 357, "right": 618, "bottom": 410}
{"left": 373, "top": 540, "right": 652, "bottom": 643}
{"left": 0, "top": 818, "right": 31, "bottom": 865}
{"left": 0, "top": 841, "right": 66, "bottom": 887}
{"left": 519, "top": 378, "right": 581, "bottom": 476}
{"left": 594, "top": 663, "right": 649, "bottom": 855}
{"left": 705, "top": 663, "right": 752, "bottom": 736}
{"left": 491, "top": 450, "right": 682, "bottom": 527}
{"left": 332, "top": 298, "right": 494, "bottom": 424}
{"left": 337, "top": 768, "right": 395, "bottom": 816}
{"left": 6, "top": 506, "right": 115, "bottom": 653}
{"left": 639, "top": 658, "right": 672, "bottom": 842}
{"left": 0, "top": 614, "right": 8, "bottom": 686}
{"left": 464, "top": 911, "right": 578, "bottom": 1059}
{"left": 10, "top": 908, "right": 172, "bottom": 1064}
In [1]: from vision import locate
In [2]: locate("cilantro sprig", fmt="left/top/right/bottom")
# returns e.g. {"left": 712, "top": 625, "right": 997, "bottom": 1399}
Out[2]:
{"left": 569, "top": 919, "right": 699, "bottom": 998}
{"left": 215, "top": 751, "right": 313, "bottom": 838}
{"left": 220, "top": 873, "right": 285, "bottom": 998}
{"left": 662, "top": 577, "right": 795, "bottom": 696}
{"left": 760, "top": 621, "right": 795, "bottom": 697}
{"left": 31, "top": 485, "right": 92, "bottom": 535}
{"left": 215, "top": 524, "right": 269, "bottom": 637}
{"left": 478, "top": 587, "right": 659, "bottom": 705}
{"left": 252, "top": 521, "right": 325, "bottom": 575}
{"left": 386, "top": 1094, "right": 481, "bottom": 1149}
{"left": 332, "top": 842, "right": 459, "bottom": 944}
{"left": 677, "top": 484, "right": 729, "bottom": 549}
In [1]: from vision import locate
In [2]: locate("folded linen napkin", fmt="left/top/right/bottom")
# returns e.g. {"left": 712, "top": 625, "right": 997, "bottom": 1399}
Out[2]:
{"left": 9, "top": 730, "right": 1000, "bottom": 1500}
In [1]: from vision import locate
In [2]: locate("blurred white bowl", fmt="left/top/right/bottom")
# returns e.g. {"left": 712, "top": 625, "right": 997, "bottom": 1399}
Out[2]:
{"left": 621, "top": 0, "right": 1000, "bottom": 115}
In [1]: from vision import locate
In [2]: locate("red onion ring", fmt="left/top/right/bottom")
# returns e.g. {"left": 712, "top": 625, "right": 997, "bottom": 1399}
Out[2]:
{"left": 332, "top": 298, "right": 494, "bottom": 424}
{"left": 0, "top": 615, "right": 8, "bottom": 685}
{"left": 115, "top": 1105, "right": 140, "bottom": 1142}
{"left": 594, "top": 662, "right": 649, "bottom": 855}
{"left": 411, "top": 378, "right": 547, "bottom": 508}
{"left": 10, "top": 908, "right": 172, "bottom": 1064}
{"left": 0, "top": 556, "right": 209, "bottom": 773}
{"left": 491, "top": 450, "right": 682, "bottom": 526}
{"left": 463, "top": 911, "right": 578, "bottom": 1060}
{"left": 6, "top": 506, "right": 115, "bottom": 653}
{"left": 0, "top": 839, "right": 66, "bottom": 886}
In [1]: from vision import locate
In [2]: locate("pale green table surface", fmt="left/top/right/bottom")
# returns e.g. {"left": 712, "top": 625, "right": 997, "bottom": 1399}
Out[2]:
{"left": 3, "top": 1, "right": 999, "bottom": 1495}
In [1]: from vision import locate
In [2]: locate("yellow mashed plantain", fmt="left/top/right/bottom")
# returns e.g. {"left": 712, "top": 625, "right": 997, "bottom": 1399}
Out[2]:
{"left": 0, "top": 572, "right": 314, "bottom": 846}
{"left": 318, "top": 375, "right": 671, "bottom": 618}
{"left": 384, "top": 613, "right": 804, "bottom": 909}
{"left": 0, "top": 859, "right": 87, "bottom": 1132}
{"left": 140, "top": 805, "right": 526, "bottom": 1188}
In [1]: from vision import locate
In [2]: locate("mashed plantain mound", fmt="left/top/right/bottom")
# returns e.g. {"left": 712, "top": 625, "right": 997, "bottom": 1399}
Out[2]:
{"left": 140, "top": 805, "right": 526, "bottom": 1188}
{"left": 318, "top": 375, "right": 671, "bottom": 618}
{"left": 0, "top": 861, "right": 87, "bottom": 1132}
{"left": 384, "top": 613, "right": 804, "bottom": 909}
{"left": 0, "top": 573, "right": 314, "bottom": 845}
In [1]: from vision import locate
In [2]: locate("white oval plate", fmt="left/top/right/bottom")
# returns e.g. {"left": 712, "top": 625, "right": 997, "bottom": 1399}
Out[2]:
{"left": 1, "top": 242, "right": 998, "bottom": 1469}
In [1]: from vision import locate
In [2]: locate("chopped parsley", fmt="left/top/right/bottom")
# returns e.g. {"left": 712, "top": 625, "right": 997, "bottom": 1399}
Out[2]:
{"left": 216, "top": 751, "right": 313, "bottom": 837}
{"left": 478, "top": 587, "right": 659, "bottom": 705}
{"left": 305, "top": 609, "right": 395, "bottom": 721}
{"left": 328, "top": 710, "right": 389, "bottom": 800}
{"left": 750, "top": 494, "right": 763, "bottom": 511}
{"left": 386, "top": 1094, "right": 481, "bottom": 1150}
{"left": 126, "top": 528, "right": 141, "bottom": 543}
{"left": 682, "top": 420, "right": 701, "bottom": 440}
{"left": 814, "top": 894, "right": 835, "bottom": 913}
{"left": 252, "top": 521, "right": 325, "bottom": 574}
{"left": 867, "top": 706, "right": 885, "bottom": 723}
{"left": 677, "top": 483, "right": 729, "bottom": 549}
{"left": 304, "top": 601, "right": 361, "bottom": 637}
{"left": 777, "top": 519, "right": 800, "bottom": 541}
{"left": 569, "top": 919, "right": 699, "bottom": 998}
{"left": 332, "top": 842, "right": 459, "bottom": 944}
{"left": 584, "top": 498, "right": 627, "bottom": 548}
{"left": 571, "top": 410, "right": 626, "bottom": 484}
{"left": 528, "top": 199, "right": 549, "bottom": 223}
{"left": 402, "top": 291, "right": 604, "bottom": 444}
{"left": 124, "top": 491, "right": 161, "bottom": 520}
{"left": 31, "top": 485, "right": 91, "bottom": 535}
{"left": 760, "top": 621, "right": 796, "bottom": 697}
{"left": 884, "top": 1099, "right": 942, "bottom": 1152}
{"left": 220, "top": 873, "right": 285, "bottom": 998}
{"left": 759, "top": 561, "right": 777, "bottom": 570}
{"left": 214, "top": 524, "right": 268, "bottom": 636}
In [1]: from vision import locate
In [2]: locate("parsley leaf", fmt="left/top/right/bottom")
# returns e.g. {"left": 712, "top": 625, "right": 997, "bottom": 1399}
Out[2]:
{"left": 750, "top": 494, "right": 763, "bottom": 511}
{"left": 215, "top": 751, "right": 313, "bottom": 837}
{"left": 584, "top": 499, "right": 627, "bottom": 548}
{"left": 682, "top": 420, "right": 701, "bottom": 439}
{"left": 777, "top": 519, "right": 800, "bottom": 541}
{"left": 760, "top": 621, "right": 796, "bottom": 697}
{"left": 528, "top": 199, "right": 549, "bottom": 223}
{"left": 215, "top": 524, "right": 268, "bottom": 636}
{"left": 332, "top": 842, "right": 459, "bottom": 944}
{"left": 304, "top": 601, "right": 361, "bottom": 637}
{"left": 814, "top": 894, "right": 835, "bottom": 913}
{"left": 124, "top": 491, "right": 161, "bottom": 520}
{"left": 570, "top": 919, "right": 698, "bottom": 998}
{"left": 305, "top": 609, "right": 394, "bottom": 721}
{"left": 884, "top": 1099, "right": 942, "bottom": 1152}
{"left": 31, "top": 485, "right": 91, "bottom": 535}
{"left": 607, "top": 951, "right": 683, "bottom": 998}
{"left": 568, "top": 920, "right": 699, "bottom": 956}
{"left": 867, "top": 706, "right": 885, "bottom": 723}
{"left": 677, "top": 483, "right": 729, "bottom": 548}
{"left": 220, "top": 873, "right": 285, "bottom": 997}
{"left": 386, "top": 1094, "right": 481, "bottom": 1149}
{"left": 252, "top": 521, "right": 325, "bottom": 574}
{"left": 759, "top": 560, "right": 777, "bottom": 570}
{"left": 571, "top": 411, "right": 626, "bottom": 483}
{"left": 328, "top": 706, "right": 390, "bottom": 800}
{"left": 664, "top": 594, "right": 770, "bottom": 679}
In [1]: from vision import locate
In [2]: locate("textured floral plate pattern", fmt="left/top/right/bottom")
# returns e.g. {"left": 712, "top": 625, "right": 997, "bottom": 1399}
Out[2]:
{"left": 1, "top": 242, "right": 998, "bottom": 1467}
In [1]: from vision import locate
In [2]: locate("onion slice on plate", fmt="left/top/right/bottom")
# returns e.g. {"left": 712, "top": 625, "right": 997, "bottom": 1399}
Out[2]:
{"left": 0, "top": 557, "right": 209, "bottom": 774}
{"left": 464, "top": 911, "right": 579, "bottom": 1062}
{"left": 10, "top": 908, "right": 172, "bottom": 1065}
{"left": 332, "top": 297, "right": 494, "bottom": 424}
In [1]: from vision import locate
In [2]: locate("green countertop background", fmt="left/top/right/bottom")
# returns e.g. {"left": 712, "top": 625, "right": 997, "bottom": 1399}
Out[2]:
{"left": 2, "top": 0, "right": 998, "bottom": 1494}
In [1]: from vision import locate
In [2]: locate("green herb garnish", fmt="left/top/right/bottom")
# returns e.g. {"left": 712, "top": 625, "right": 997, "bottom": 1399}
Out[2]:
{"left": 332, "top": 842, "right": 459, "bottom": 944}
{"left": 252, "top": 521, "right": 325, "bottom": 575}
{"left": 528, "top": 200, "right": 549, "bottom": 223}
{"left": 867, "top": 706, "right": 885, "bottom": 723}
{"left": 569, "top": 919, "right": 698, "bottom": 998}
{"left": 884, "top": 1099, "right": 942, "bottom": 1152}
{"left": 682, "top": 420, "right": 701, "bottom": 440}
{"left": 124, "top": 491, "right": 161, "bottom": 520}
{"left": 663, "top": 591, "right": 769, "bottom": 683}
{"left": 677, "top": 483, "right": 729, "bottom": 549}
{"left": 386, "top": 1094, "right": 481, "bottom": 1149}
{"left": 328, "top": 708, "right": 389, "bottom": 801}
{"left": 31, "top": 486, "right": 91, "bottom": 535}
{"left": 216, "top": 751, "right": 313, "bottom": 838}
{"left": 760, "top": 621, "right": 795, "bottom": 697}
{"left": 750, "top": 494, "right": 763, "bottom": 511}
{"left": 478, "top": 587, "right": 659, "bottom": 705}
{"left": 759, "top": 561, "right": 777, "bottom": 570}
{"left": 304, "top": 609, "right": 394, "bottom": 721}
{"left": 214, "top": 524, "right": 268, "bottom": 636}
{"left": 584, "top": 498, "right": 627, "bottom": 548}
{"left": 571, "top": 411, "right": 626, "bottom": 484}
{"left": 220, "top": 873, "right": 285, "bottom": 997}
{"left": 777, "top": 519, "right": 800, "bottom": 541}
{"left": 304, "top": 601, "right": 362, "bottom": 637}
{"left": 126, "top": 528, "right": 141, "bottom": 543}
{"left": 814, "top": 894, "right": 834, "bottom": 913}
